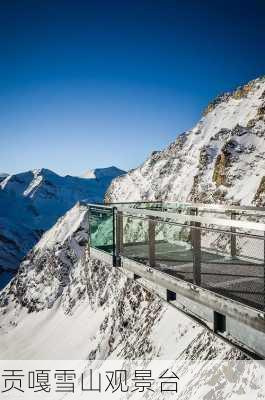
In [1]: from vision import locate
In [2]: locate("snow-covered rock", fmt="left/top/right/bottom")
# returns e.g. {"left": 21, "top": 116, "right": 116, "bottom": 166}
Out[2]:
{"left": 0, "top": 167, "right": 124, "bottom": 287}
{"left": 106, "top": 76, "right": 265, "bottom": 206}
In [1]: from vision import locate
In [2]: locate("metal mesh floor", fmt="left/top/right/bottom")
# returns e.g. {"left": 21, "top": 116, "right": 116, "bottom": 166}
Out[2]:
{"left": 121, "top": 241, "right": 264, "bottom": 311}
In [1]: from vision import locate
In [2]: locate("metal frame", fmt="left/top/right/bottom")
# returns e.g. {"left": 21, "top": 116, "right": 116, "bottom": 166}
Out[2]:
{"left": 107, "top": 200, "right": 265, "bottom": 213}
{"left": 86, "top": 202, "right": 265, "bottom": 313}
{"left": 148, "top": 217, "right": 156, "bottom": 268}
{"left": 191, "top": 221, "right": 201, "bottom": 285}
{"left": 117, "top": 206, "right": 265, "bottom": 233}
{"left": 115, "top": 209, "right": 123, "bottom": 267}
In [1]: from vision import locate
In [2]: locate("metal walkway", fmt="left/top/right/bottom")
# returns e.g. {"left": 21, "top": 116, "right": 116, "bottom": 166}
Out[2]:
{"left": 87, "top": 201, "right": 265, "bottom": 313}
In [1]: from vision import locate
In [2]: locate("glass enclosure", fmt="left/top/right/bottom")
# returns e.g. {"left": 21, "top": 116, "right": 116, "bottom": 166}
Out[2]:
{"left": 89, "top": 206, "right": 114, "bottom": 254}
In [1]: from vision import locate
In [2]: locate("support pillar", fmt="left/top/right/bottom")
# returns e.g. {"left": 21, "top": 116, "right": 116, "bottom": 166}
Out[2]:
{"left": 230, "top": 211, "right": 237, "bottom": 259}
{"left": 191, "top": 222, "right": 201, "bottom": 286}
{"left": 263, "top": 232, "right": 265, "bottom": 318}
{"left": 148, "top": 217, "right": 156, "bottom": 268}
{"left": 115, "top": 211, "right": 123, "bottom": 267}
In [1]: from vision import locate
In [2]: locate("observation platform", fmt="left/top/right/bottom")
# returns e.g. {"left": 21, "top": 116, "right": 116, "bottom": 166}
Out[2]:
{"left": 85, "top": 200, "right": 265, "bottom": 358}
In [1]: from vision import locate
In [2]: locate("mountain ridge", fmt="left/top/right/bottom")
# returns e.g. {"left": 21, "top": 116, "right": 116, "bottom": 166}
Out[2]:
{"left": 106, "top": 76, "right": 265, "bottom": 206}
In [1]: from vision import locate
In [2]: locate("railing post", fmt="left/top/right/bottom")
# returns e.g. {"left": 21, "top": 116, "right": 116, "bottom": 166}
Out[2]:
{"left": 191, "top": 221, "right": 201, "bottom": 286}
{"left": 115, "top": 210, "right": 123, "bottom": 267}
{"left": 87, "top": 205, "right": 91, "bottom": 258}
{"left": 263, "top": 232, "right": 265, "bottom": 318}
{"left": 190, "top": 206, "right": 198, "bottom": 216}
{"left": 230, "top": 211, "right": 237, "bottom": 259}
{"left": 148, "top": 217, "right": 156, "bottom": 268}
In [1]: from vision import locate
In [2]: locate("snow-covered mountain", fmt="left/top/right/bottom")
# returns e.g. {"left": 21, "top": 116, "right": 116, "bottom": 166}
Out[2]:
{"left": 0, "top": 167, "right": 124, "bottom": 287}
{"left": 2, "top": 203, "right": 264, "bottom": 399}
{"left": 106, "top": 76, "right": 265, "bottom": 206}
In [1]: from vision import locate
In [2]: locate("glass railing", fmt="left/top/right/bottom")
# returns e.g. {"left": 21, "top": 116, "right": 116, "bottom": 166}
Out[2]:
{"left": 88, "top": 205, "right": 114, "bottom": 254}
{"left": 107, "top": 201, "right": 265, "bottom": 223}
{"left": 87, "top": 202, "right": 265, "bottom": 311}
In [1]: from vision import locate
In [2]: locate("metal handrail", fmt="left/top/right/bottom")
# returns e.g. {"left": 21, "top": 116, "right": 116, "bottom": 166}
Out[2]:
{"left": 118, "top": 206, "right": 265, "bottom": 233}
{"left": 106, "top": 200, "right": 265, "bottom": 213}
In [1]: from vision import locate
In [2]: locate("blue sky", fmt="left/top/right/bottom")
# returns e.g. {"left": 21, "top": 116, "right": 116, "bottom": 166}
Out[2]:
{"left": 0, "top": 0, "right": 265, "bottom": 176}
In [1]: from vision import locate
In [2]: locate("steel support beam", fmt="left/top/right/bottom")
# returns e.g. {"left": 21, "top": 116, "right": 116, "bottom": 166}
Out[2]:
{"left": 231, "top": 211, "right": 237, "bottom": 258}
{"left": 148, "top": 218, "right": 156, "bottom": 268}
{"left": 87, "top": 206, "right": 91, "bottom": 257}
{"left": 115, "top": 211, "right": 123, "bottom": 267}
{"left": 263, "top": 232, "right": 265, "bottom": 319}
{"left": 191, "top": 222, "right": 201, "bottom": 286}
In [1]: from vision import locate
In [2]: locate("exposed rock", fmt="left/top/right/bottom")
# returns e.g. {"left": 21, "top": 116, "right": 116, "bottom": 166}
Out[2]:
{"left": 257, "top": 103, "right": 265, "bottom": 118}
{"left": 254, "top": 176, "right": 265, "bottom": 206}
{"left": 232, "top": 82, "right": 255, "bottom": 99}
{"left": 203, "top": 93, "right": 231, "bottom": 116}
{"left": 213, "top": 152, "right": 227, "bottom": 186}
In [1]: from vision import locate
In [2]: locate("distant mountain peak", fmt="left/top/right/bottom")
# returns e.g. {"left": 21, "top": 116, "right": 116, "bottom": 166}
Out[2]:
{"left": 31, "top": 168, "right": 59, "bottom": 177}
{"left": 81, "top": 166, "right": 126, "bottom": 180}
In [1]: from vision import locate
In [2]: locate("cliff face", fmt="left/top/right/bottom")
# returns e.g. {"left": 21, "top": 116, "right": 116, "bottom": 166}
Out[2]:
{"left": 106, "top": 77, "right": 265, "bottom": 206}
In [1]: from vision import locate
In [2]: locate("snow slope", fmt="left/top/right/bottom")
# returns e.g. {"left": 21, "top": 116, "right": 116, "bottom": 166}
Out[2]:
{"left": 0, "top": 167, "right": 124, "bottom": 287}
{"left": 106, "top": 76, "right": 265, "bottom": 206}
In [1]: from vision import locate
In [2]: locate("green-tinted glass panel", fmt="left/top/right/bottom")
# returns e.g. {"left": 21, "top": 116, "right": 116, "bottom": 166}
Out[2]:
{"left": 89, "top": 207, "right": 114, "bottom": 254}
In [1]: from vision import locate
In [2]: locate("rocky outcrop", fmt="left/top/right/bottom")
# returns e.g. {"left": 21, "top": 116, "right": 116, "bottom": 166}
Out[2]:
{"left": 254, "top": 176, "right": 265, "bottom": 207}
